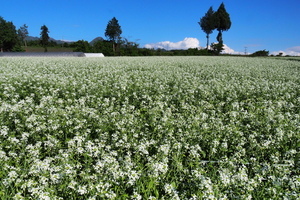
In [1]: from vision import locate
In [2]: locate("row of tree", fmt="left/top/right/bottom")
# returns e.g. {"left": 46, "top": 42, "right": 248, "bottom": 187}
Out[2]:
{"left": 0, "top": 16, "right": 136, "bottom": 55}
{"left": 0, "top": 16, "right": 196, "bottom": 56}
{"left": 1, "top": 13, "right": 271, "bottom": 56}
{"left": 0, "top": 17, "right": 46, "bottom": 52}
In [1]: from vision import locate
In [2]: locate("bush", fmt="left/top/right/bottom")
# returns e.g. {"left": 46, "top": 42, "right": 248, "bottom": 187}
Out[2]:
{"left": 210, "top": 42, "right": 224, "bottom": 55}
{"left": 251, "top": 49, "right": 269, "bottom": 57}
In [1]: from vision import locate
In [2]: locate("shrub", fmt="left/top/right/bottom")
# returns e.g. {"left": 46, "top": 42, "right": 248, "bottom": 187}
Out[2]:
{"left": 251, "top": 49, "right": 269, "bottom": 57}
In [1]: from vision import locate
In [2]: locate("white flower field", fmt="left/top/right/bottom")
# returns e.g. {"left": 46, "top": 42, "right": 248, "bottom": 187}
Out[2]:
{"left": 0, "top": 56, "right": 299, "bottom": 199}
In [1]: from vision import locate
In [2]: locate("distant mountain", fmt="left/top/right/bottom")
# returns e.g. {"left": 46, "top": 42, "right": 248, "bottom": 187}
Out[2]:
{"left": 26, "top": 36, "right": 40, "bottom": 41}
{"left": 25, "top": 36, "right": 73, "bottom": 44}
{"left": 89, "top": 37, "right": 104, "bottom": 45}
{"left": 25, "top": 36, "right": 105, "bottom": 45}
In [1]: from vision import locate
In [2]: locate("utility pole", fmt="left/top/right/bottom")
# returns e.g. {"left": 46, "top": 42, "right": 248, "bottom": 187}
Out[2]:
{"left": 244, "top": 46, "right": 248, "bottom": 55}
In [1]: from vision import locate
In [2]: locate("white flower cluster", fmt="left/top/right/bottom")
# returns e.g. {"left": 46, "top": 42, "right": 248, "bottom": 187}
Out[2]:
{"left": 0, "top": 56, "right": 299, "bottom": 199}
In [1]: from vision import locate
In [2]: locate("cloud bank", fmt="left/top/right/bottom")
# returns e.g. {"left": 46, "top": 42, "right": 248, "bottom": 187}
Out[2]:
{"left": 271, "top": 46, "right": 300, "bottom": 56}
{"left": 144, "top": 37, "right": 200, "bottom": 50}
{"left": 145, "top": 39, "right": 245, "bottom": 55}
{"left": 221, "top": 44, "right": 244, "bottom": 55}
{"left": 145, "top": 39, "right": 300, "bottom": 56}
{"left": 216, "top": 44, "right": 244, "bottom": 55}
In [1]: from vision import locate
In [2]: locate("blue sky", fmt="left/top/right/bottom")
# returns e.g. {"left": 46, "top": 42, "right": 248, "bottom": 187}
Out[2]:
{"left": 2, "top": 0, "right": 300, "bottom": 55}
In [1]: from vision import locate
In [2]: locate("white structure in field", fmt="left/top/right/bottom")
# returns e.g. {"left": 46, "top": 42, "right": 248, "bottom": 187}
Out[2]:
{"left": 84, "top": 53, "right": 105, "bottom": 57}
{"left": 0, "top": 52, "right": 105, "bottom": 57}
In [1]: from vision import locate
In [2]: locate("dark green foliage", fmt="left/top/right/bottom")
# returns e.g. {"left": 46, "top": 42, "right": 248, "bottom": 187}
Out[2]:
{"left": 70, "top": 40, "right": 92, "bottom": 53}
{"left": 211, "top": 42, "right": 224, "bottom": 55}
{"left": 171, "top": 48, "right": 214, "bottom": 56}
{"left": 26, "top": 40, "right": 62, "bottom": 49}
{"left": 251, "top": 50, "right": 269, "bottom": 57}
{"left": 0, "top": 16, "right": 20, "bottom": 52}
{"left": 199, "top": 7, "right": 216, "bottom": 49}
{"left": 214, "top": 3, "right": 231, "bottom": 44}
{"left": 40, "top": 25, "right": 50, "bottom": 52}
{"left": 105, "top": 17, "right": 122, "bottom": 42}
{"left": 214, "top": 3, "right": 231, "bottom": 33}
{"left": 119, "top": 38, "right": 140, "bottom": 56}
{"left": 92, "top": 40, "right": 113, "bottom": 55}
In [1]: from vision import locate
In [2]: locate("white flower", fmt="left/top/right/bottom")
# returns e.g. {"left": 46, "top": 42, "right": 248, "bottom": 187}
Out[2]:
{"left": 164, "top": 183, "right": 174, "bottom": 194}
{"left": 68, "top": 180, "right": 77, "bottom": 190}
{"left": 219, "top": 169, "right": 231, "bottom": 186}
{"left": 0, "top": 126, "right": 9, "bottom": 137}
{"left": 13, "top": 193, "right": 25, "bottom": 200}
{"left": 131, "top": 191, "right": 142, "bottom": 200}
{"left": 78, "top": 185, "right": 87, "bottom": 195}
{"left": 128, "top": 170, "right": 140, "bottom": 185}
{"left": 50, "top": 173, "right": 60, "bottom": 184}
{"left": 38, "top": 192, "right": 51, "bottom": 200}
{"left": 152, "top": 162, "right": 168, "bottom": 176}
{"left": 8, "top": 170, "right": 18, "bottom": 180}
{"left": 159, "top": 144, "right": 170, "bottom": 155}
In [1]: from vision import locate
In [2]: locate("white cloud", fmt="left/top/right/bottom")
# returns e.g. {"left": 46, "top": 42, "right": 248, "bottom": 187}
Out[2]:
{"left": 271, "top": 50, "right": 286, "bottom": 56}
{"left": 271, "top": 46, "right": 300, "bottom": 56}
{"left": 287, "top": 46, "right": 300, "bottom": 52}
{"left": 221, "top": 44, "right": 235, "bottom": 54}
{"left": 221, "top": 44, "right": 244, "bottom": 55}
{"left": 144, "top": 37, "right": 200, "bottom": 50}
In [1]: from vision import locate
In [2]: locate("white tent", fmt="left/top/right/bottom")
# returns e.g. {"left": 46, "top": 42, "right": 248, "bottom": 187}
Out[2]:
{"left": 84, "top": 53, "right": 105, "bottom": 57}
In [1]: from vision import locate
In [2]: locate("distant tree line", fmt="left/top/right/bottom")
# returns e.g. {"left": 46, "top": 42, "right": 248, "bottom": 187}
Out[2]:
{"left": 0, "top": 16, "right": 52, "bottom": 52}
{"left": 0, "top": 16, "right": 206, "bottom": 56}
{"left": 0, "top": 15, "right": 273, "bottom": 56}
{"left": 0, "top": 16, "right": 149, "bottom": 55}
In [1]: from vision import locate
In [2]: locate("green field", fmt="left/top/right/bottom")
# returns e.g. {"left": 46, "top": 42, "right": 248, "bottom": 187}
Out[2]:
{"left": 0, "top": 56, "right": 299, "bottom": 199}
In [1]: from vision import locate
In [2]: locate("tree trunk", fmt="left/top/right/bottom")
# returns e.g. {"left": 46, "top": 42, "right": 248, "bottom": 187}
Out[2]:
{"left": 206, "top": 34, "right": 209, "bottom": 50}
{"left": 112, "top": 42, "right": 114, "bottom": 54}
{"left": 217, "top": 31, "right": 223, "bottom": 43}
{"left": 111, "top": 38, "right": 116, "bottom": 56}
{"left": 24, "top": 39, "right": 27, "bottom": 52}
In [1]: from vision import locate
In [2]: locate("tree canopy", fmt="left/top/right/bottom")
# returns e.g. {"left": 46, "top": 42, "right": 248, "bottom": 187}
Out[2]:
{"left": 105, "top": 17, "right": 122, "bottom": 55}
{"left": 214, "top": 2, "right": 231, "bottom": 43}
{"left": 198, "top": 7, "right": 215, "bottom": 49}
{"left": 0, "top": 17, "right": 20, "bottom": 52}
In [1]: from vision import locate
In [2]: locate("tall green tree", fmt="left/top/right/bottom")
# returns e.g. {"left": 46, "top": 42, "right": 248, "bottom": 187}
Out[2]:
{"left": 0, "top": 17, "right": 19, "bottom": 52}
{"left": 199, "top": 6, "right": 216, "bottom": 49}
{"left": 18, "top": 24, "right": 29, "bottom": 49}
{"left": 105, "top": 17, "right": 122, "bottom": 55}
{"left": 214, "top": 2, "right": 231, "bottom": 44}
{"left": 40, "top": 25, "right": 50, "bottom": 52}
